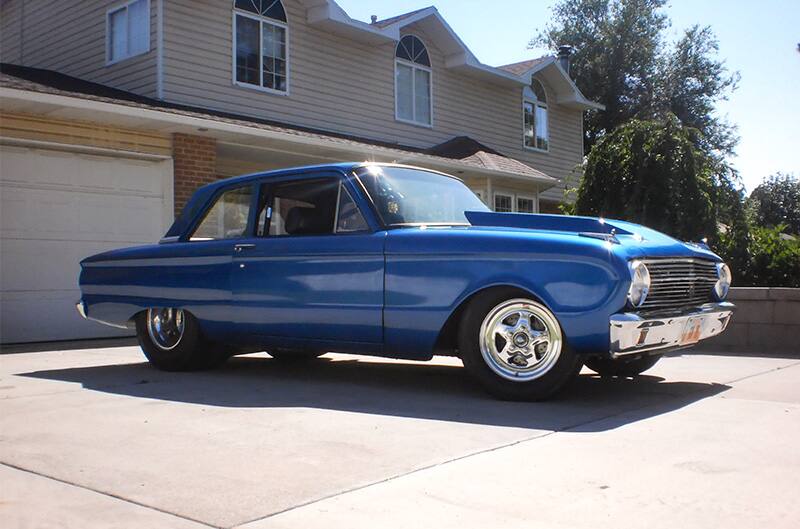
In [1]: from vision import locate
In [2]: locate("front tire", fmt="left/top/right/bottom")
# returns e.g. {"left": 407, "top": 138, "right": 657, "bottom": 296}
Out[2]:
{"left": 459, "top": 290, "right": 582, "bottom": 400}
{"left": 135, "top": 308, "right": 228, "bottom": 371}
{"left": 585, "top": 354, "right": 662, "bottom": 377}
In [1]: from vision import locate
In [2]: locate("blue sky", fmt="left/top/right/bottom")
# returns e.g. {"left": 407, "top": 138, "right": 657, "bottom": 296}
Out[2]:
{"left": 338, "top": 0, "right": 799, "bottom": 193}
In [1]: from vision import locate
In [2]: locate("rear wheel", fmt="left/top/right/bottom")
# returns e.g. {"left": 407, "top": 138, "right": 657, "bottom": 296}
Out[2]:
{"left": 459, "top": 290, "right": 582, "bottom": 400}
{"left": 585, "top": 354, "right": 662, "bottom": 377}
{"left": 135, "top": 308, "right": 229, "bottom": 371}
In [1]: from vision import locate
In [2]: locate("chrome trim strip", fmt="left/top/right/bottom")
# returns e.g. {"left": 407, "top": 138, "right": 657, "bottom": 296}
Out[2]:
{"left": 159, "top": 236, "right": 180, "bottom": 244}
{"left": 610, "top": 302, "right": 735, "bottom": 358}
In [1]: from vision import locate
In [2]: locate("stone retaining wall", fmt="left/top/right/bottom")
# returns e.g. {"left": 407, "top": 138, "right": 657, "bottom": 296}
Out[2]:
{"left": 699, "top": 287, "right": 800, "bottom": 353}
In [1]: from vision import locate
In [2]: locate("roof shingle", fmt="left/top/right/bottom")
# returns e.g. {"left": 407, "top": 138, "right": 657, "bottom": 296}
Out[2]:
{"left": 498, "top": 56, "right": 550, "bottom": 76}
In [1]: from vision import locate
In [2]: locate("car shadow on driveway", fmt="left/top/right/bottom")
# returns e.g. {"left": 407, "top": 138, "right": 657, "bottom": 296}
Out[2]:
{"left": 20, "top": 354, "right": 729, "bottom": 432}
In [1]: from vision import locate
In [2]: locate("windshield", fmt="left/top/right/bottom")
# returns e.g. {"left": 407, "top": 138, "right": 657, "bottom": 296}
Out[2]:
{"left": 355, "top": 166, "right": 489, "bottom": 226}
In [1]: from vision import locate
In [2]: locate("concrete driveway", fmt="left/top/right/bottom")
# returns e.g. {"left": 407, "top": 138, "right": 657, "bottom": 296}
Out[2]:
{"left": 1, "top": 344, "right": 798, "bottom": 529}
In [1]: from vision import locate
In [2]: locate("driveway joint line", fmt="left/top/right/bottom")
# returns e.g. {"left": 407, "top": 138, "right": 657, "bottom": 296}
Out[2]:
{"left": 0, "top": 461, "right": 221, "bottom": 529}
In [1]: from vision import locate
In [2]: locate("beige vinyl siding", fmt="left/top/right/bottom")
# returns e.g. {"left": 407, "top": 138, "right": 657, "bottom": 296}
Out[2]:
{"left": 162, "top": 1, "right": 583, "bottom": 199}
{"left": 1, "top": 112, "right": 172, "bottom": 157}
{"left": 0, "top": 0, "right": 157, "bottom": 97}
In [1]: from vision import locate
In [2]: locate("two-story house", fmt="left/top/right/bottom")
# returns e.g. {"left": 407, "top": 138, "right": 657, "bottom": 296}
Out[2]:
{"left": 0, "top": 0, "right": 601, "bottom": 343}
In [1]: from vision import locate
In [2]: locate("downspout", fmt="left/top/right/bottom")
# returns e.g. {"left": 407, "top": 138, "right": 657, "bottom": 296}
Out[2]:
{"left": 156, "top": 0, "right": 164, "bottom": 100}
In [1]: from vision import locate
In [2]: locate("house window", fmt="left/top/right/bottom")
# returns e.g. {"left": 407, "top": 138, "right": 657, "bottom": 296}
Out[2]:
{"left": 517, "top": 196, "right": 536, "bottom": 213}
{"left": 107, "top": 0, "right": 150, "bottom": 64}
{"left": 523, "top": 79, "right": 548, "bottom": 151}
{"left": 494, "top": 193, "right": 513, "bottom": 213}
{"left": 395, "top": 35, "right": 432, "bottom": 126}
{"left": 234, "top": 0, "right": 288, "bottom": 93}
{"left": 494, "top": 191, "right": 538, "bottom": 213}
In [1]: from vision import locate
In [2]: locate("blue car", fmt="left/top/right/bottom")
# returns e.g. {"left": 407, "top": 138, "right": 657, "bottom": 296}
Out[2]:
{"left": 77, "top": 163, "right": 734, "bottom": 400}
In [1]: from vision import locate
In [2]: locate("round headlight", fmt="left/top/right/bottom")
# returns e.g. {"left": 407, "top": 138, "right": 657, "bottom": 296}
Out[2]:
{"left": 627, "top": 260, "right": 651, "bottom": 308}
{"left": 714, "top": 262, "right": 732, "bottom": 300}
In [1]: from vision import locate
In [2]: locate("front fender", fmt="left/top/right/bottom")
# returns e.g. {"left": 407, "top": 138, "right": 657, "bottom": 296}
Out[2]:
{"left": 383, "top": 229, "right": 630, "bottom": 356}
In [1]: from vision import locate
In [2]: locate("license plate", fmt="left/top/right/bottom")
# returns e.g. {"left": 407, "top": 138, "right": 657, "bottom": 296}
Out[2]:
{"left": 679, "top": 317, "right": 704, "bottom": 346}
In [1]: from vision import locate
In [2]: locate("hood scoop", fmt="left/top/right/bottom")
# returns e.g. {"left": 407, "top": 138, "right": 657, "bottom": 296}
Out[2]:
{"left": 465, "top": 211, "right": 634, "bottom": 235}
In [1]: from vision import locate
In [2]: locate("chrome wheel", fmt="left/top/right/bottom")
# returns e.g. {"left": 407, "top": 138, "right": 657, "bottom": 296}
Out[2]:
{"left": 146, "top": 308, "right": 185, "bottom": 351}
{"left": 479, "top": 299, "right": 562, "bottom": 382}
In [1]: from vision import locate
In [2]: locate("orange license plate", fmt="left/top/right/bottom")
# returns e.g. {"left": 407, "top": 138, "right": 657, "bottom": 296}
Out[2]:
{"left": 679, "top": 317, "right": 704, "bottom": 346}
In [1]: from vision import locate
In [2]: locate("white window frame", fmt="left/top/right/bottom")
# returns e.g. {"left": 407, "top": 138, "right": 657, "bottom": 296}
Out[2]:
{"left": 106, "top": 0, "right": 151, "bottom": 66}
{"left": 231, "top": 6, "right": 290, "bottom": 96}
{"left": 523, "top": 82, "right": 549, "bottom": 153}
{"left": 493, "top": 192, "right": 514, "bottom": 213}
{"left": 493, "top": 190, "right": 539, "bottom": 213}
{"left": 394, "top": 39, "right": 433, "bottom": 128}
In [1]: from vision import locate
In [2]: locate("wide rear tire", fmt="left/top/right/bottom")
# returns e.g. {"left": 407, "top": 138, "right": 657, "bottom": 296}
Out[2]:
{"left": 135, "top": 309, "right": 230, "bottom": 371}
{"left": 458, "top": 289, "right": 582, "bottom": 401}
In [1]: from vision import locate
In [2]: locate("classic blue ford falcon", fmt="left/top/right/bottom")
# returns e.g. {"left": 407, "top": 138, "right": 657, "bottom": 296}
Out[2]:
{"left": 77, "top": 163, "right": 734, "bottom": 399}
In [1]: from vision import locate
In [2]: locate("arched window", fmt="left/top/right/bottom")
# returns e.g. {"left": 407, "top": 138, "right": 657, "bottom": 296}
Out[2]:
{"left": 523, "top": 79, "right": 548, "bottom": 150}
{"left": 395, "top": 35, "right": 432, "bottom": 126}
{"left": 234, "top": 1, "right": 288, "bottom": 93}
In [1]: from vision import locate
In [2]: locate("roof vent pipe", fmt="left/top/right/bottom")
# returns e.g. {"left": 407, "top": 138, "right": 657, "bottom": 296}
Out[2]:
{"left": 371, "top": 15, "right": 378, "bottom": 24}
{"left": 557, "top": 45, "right": 574, "bottom": 75}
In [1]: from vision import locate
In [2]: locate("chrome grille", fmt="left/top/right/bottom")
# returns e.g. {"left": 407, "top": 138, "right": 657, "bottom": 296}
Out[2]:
{"left": 641, "top": 259, "right": 718, "bottom": 311}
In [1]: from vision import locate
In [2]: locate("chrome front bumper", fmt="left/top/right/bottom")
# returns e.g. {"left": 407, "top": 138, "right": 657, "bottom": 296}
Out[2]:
{"left": 610, "top": 302, "right": 735, "bottom": 358}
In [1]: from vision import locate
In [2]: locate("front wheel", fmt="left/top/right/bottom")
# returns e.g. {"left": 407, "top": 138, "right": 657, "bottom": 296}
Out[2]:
{"left": 459, "top": 290, "right": 582, "bottom": 400}
{"left": 135, "top": 308, "right": 229, "bottom": 371}
{"left": 585, "top": 354, "right": 662, "bottom": 377}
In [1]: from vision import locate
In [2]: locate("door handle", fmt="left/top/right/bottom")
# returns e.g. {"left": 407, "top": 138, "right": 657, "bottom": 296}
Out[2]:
{"left": 234, "top": 243, "right": 256, "bottom": 252}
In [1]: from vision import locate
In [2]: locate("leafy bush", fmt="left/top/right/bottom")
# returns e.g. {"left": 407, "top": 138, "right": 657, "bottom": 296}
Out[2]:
{"left": 575, "top": 115, "right": 717, "bottom": 241}
{"left": 748, "top": 173, "right": 800, "bottom": 235}
{"left": 715, "top": 225, "right": 800, "bottom": 288}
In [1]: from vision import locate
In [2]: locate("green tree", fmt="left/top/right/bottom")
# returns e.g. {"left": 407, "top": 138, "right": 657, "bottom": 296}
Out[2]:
{"left": 534, "top": 0, "right": 668, "bottom": 152}
{"left": 748, "top": 173, "right": 800, "bottom": 234}
{"left": 534, "top": 0, "right": 739, "bottom": 156}
{"left": 574, "top": 115, "right": 717, "bottom": 241}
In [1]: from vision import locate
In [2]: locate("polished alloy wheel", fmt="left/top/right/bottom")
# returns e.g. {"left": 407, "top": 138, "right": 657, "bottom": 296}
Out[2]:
{"left": 478, "top": 299, "right": 562, "bottom": 381}
{"left": 146, "top": 308, "right": 185, "bottom": 351}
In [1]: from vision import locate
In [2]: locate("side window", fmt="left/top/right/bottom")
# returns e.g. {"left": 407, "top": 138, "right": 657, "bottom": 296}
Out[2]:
{"left": 190, "top": 186, "right": 253, "bottom": 240}
{"left": 265, "top": 178, "right": 339, "bottom": 237}
{"left": 336, "top": 185, "right": 369, "bottom": 233}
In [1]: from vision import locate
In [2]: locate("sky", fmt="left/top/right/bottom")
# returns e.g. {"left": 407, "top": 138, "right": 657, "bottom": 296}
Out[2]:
{"left": 337, "top": 0, "right": 800, "bottom": 193}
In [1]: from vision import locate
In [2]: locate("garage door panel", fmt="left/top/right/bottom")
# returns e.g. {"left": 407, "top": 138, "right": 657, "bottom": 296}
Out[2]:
{"left": 1, "top": 186, "right": 164, "bottom": 241}
{"left": 1, "top": 147, "right": 165, "bottom": 196}
{"left": 0, "top": 146, "right": 172, "bottom": 343}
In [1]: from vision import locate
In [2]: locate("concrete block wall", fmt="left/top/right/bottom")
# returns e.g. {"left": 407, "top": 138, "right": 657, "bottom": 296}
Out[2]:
{"left": 700, "top": 288, "right": 800, "bottom": 353}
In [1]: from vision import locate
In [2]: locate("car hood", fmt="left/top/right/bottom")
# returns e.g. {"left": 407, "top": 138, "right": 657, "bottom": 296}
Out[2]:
{"left": 464, "top": 211, "right": 721, "bottom": 261}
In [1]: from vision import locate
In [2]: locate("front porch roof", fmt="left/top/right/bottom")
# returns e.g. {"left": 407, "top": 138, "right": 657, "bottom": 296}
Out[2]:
{"left": 0, "top": 64, "right": 556, "bottom": 188}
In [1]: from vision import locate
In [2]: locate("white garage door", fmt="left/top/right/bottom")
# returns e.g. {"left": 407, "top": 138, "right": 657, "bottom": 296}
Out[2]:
{"left": 0, "top": 145, "right": 173, "bottom": 343}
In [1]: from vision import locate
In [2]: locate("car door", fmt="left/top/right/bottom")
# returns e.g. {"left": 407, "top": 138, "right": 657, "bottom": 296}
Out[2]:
{"left": 164, "top": 183, "right": 256, "bottom": 340}
{"left": 230, "top": 172, "right": 385, "bottom": 348}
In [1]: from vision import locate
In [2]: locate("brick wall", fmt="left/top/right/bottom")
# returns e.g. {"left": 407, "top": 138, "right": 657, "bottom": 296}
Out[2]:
{"left": 172, "top": 133, "right": 217, "bottom": 215}
{"left": 699, "top": 288, "right": 800, "bottom": 354}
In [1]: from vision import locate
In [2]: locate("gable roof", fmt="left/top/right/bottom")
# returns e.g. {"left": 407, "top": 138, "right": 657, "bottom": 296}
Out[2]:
{"left": 299, "top": 1, "right": 601, "bottom": 109}
{"left": 498, "top": 57, "right": 550, "bottom": 76}
{"left": 372, "top": 7, "right": 434, "bottom": 28}
{"left": 0, "top": 64, "right": 556, "bottom": 186}
{"left": 427, "top": 136, "right": 550, "bottom": 180}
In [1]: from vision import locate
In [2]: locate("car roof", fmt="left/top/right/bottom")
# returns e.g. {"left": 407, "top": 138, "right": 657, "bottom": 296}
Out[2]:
{"left": 196, "top": 162, "right": 461, "bottom": 194}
